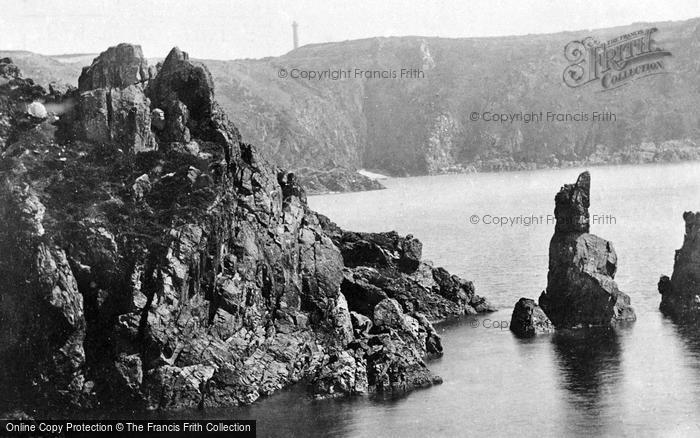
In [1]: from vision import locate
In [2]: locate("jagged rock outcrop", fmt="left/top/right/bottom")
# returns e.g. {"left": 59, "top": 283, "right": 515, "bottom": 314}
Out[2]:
{"left": 659, "top": 212, "right": 700, "bottom": 317}
{"left": 538, "top": 172, "right": 636, "bottom": 328}
{"left": 510, "top": 298, "right": 553, "bottom": 337}
{"left": 319, "top": 221, "right": 496, "bottom": 321}
{"left": 0, "top": 46, "right": 492, "bottom": 412}
{"left": 75, "top": 43, "right": 156, "bottom": 153}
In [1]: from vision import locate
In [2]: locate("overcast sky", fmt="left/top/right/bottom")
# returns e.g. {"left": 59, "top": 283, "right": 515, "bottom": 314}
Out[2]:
{"left": 2, "top": 0, "right": 700, "bottom": 60}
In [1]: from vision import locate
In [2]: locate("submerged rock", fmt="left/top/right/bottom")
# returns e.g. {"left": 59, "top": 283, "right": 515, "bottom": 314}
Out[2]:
{"left": 659, "top": 212, "right": 700, "bottom": 318}
{"left": 538, "top": 172, "right": 635, "bottom": 328}
{"left": 510, "top": 297, "right": 553, "bottom": 337}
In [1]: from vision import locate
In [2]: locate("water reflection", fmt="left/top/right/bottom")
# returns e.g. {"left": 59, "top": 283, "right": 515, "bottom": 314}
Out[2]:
{"left": 665, "top": 318, "right": 700, "bottom": 380}
{"left": 551, "top": 327, "right": 623, "bottom": 435}
{"left": 669, "top": 319, "right": 700, "bottom": 353}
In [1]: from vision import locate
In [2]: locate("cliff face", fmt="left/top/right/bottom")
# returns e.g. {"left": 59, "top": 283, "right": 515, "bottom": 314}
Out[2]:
{"left": 0, "top": 44, "right": 492, "bottom": 412}
{"left": 208, "top": 18, "right": 700, "bottom": 177}
{"left": 659, "top": 212, "right": 700, "bottom": 317}
{"left": 7, "top": 17, "right": 700, "bottom": 191}
{"left": 538, "top": 172, "right": 636, "bottom": 328}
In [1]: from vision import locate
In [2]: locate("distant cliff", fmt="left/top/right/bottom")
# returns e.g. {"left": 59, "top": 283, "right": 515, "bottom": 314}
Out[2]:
{"left": 5, "top": 17, "right": 700, "bottom": 187}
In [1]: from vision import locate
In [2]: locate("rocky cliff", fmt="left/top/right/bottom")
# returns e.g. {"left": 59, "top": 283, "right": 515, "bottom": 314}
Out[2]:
{"left": 659, "top": 212, "right": 700, "bottom": 318}
{"left": 538, "top": 172, "right": 636, "bottom": 329}
{"left": 7, "top": 17, "right": 700, "bottom": 192}
{"left": 192, "top": 19, "right": 700, "bottom": 179}
{"left": 0, "top": 44, "right": 493, "bottom": 413}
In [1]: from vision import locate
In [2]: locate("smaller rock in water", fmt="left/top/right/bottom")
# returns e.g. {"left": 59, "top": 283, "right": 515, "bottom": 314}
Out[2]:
{"left": 510, "top": 297, "right": 554, "bottom": 337}
{"left": 27, "top": 101, "right": 48, "bottom": 120}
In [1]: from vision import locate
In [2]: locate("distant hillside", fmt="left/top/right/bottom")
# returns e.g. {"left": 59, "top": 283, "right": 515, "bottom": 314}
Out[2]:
{"left": 5, "top": 16, "right": 700, "bottom": 178}
{"left": 0, "top": 50, "right": 86, "bottom": 88}
{"left": 205, "top": 18, "right": 700, "bottom": 175}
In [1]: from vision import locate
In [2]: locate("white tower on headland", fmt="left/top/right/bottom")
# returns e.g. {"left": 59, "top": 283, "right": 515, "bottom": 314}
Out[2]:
{"left": 292, "top": 21, "right": 299, "bottom": 49}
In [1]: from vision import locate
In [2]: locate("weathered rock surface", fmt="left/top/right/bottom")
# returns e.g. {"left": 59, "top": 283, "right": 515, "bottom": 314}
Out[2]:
{"left": 0, "top": 47, "right": 491, "bottom": 412}
{"left": 78, "top": 43, "right": 149, "bottom": 91}
{"left": 538, "top": 172, "right": 636, "bottom": 329}
{"left": 319, "top": 220, "right": 496, "bottom": 320}
{"left": 659, "top": 212, "right": 700, "bottom": 318}
{"left": 510, "top": 298, "right": 554, "bottom": 337}
{"left": 74, "top": 43, "right": 156, "bottom": 153}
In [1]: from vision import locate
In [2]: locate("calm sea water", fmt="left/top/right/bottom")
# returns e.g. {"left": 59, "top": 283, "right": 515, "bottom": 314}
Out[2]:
{"left": 229, "top": 163, "right": 700, "bottom": 437}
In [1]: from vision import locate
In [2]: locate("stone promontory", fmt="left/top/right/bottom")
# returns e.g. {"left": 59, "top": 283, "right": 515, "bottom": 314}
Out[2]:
{"left": 659, "top": 212, "right": 700, "bottom": 318}
{"left": 0, "top": 44, "right": 494, "bottom": 413}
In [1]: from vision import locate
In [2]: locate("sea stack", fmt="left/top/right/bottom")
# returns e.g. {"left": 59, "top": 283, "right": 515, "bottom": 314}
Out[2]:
{"left": 538, "top": 171, "right": 636, "bottom": 328}
{"left": 659, "top": 212, "right": 700, "bottom": 318}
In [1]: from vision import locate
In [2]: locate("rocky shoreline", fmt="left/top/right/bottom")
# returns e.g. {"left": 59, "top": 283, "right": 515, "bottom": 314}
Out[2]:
{"left": 0, "top": 44, "right": 494, "bottom": 414}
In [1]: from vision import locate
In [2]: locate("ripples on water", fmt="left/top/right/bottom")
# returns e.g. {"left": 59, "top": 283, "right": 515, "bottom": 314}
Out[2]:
{"left": 179, "top": 164, "right": 700, "bottom": 437}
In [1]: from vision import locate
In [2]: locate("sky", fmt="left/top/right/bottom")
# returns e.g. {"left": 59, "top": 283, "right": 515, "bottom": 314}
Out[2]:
{"left": 2, "top": 0, "right": 700, "bottom": 60}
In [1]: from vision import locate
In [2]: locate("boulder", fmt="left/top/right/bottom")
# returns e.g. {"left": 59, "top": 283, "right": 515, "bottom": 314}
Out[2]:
{"left": 399, "top": 234, "right": 422, "bottom": 272}
{"left": 27, "top": 101, "right": 48, "bottom": 119}
{"left": 659, "top": 212, "right": 700, "bottom": 317}
{"left": 510, "top": 297, "right": 554, "bottom": 337}
{"left": 539, "top": 172, "right": 635, "bottom": 328}
{"left": 373, "top": 298, "right": 406, "bottom": 330}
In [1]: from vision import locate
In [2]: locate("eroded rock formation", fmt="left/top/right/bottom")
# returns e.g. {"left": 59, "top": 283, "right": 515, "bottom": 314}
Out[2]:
{"left": 510, "top": 298, "right": 553, "bottom": 337}
{"left": 0, "top": 45, "right": 492, "bottom": 412}
{"left": 659, "top": 212, "right": 700, "bottom": 318}
{"left": 538, "top": 172, "right": 635, "bottom": 329}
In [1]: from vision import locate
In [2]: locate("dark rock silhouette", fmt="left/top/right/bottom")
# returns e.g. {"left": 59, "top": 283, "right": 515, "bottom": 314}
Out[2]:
{"left": 659, "top": 212, "right": 700, "bottom": 318}
{"left": 538, "top": 172, "right": 635, "bottom": 328}
{"left": 510, "top": 297, "right": 553, "bottom": 337}
{"left": 0, "top": 46, "right": 493, "bottom": 411}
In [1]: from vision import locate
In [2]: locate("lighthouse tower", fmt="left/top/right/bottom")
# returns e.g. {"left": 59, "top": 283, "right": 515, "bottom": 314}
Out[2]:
{"left": 292, "top": 21, "right": 299, "bottom": 50}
